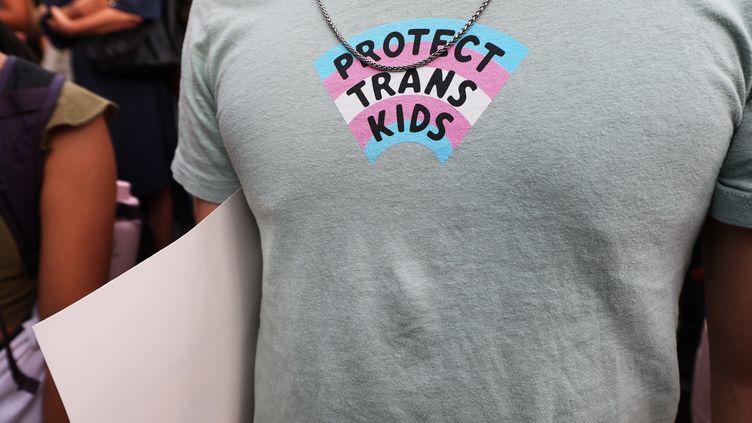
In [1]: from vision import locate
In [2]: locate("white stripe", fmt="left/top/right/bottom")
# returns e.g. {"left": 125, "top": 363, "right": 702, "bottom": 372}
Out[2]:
{"left": 333, "top": 67, "right": 492, "bottom": 125}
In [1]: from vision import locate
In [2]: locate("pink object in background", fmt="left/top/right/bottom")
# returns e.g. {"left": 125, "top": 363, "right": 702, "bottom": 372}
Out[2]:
{"left": 692, "top": 323, "right": 711, "bottom": 423}
{"left": 109, "top": 181, "right": 141, "bottom": 281}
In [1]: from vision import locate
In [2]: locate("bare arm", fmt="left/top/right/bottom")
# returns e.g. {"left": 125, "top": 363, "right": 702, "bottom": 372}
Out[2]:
{"left": 59, "top": 0, "right": 108, "bottom": 19}
{"left": 0, "top": 0, "right": 31, "bottom": 31}
{"left": 37, "top": 116, "right": 117, "bottom": 423}
{"left": 46, "top": 5, "right": 142, "bottom": 37}
{"left": 702, "top": 218, "right": 752, "bottom": 422}
{"left": 194, "top": 198, "right": 221, "bottom": 223}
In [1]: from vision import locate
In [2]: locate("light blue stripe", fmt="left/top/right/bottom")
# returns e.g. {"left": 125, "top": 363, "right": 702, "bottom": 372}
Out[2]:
{"left": 363, "top": 122, "right": 454, "bottom": 164}
{"left": 314, "top": 18, "right": 528, "bottom": 80}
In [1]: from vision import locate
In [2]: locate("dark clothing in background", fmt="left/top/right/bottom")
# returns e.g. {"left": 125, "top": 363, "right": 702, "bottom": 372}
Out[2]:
{"left": 110, "top": 0, "right": 161, "bottom": 19}
{"left": 45, "top": 0, "right": 177, "bottom": 198}
{"left": 71, "top": 51, "right": 178, "bottom": 198}
{"left": 0, "top": 23, "right": 36, "bottom": 61}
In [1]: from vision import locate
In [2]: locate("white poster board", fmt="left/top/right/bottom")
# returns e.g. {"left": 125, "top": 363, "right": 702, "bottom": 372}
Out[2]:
{"left": 33, "top": 191, "right": 261, "bottom": 423}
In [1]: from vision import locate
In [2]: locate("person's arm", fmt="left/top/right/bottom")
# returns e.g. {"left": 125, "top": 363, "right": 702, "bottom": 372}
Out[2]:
{"left": 194, "top": 198, "right": 221, "bottom": 223}
{"left": 702, "top": 218, "right": 752, "bottom": 422}
{"left": 37, "top": 115, "right": 117, "bottom": 423}
{"left": 58, "top": 0, "right": 108, "bottom": 20}
{"left": 46, "top": 5, "right": 141, "bottom": 37}
{"left": 0, "top": 0, "right": 30, "bottom": 31}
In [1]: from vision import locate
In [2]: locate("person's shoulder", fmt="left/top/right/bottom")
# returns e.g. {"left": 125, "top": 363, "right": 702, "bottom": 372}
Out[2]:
{"left": 187, "top": 0, "right": 253, "bottom": 47}
{"left": 2, "top": 56, "right": 55, "bottom": 92}
{"left": 45, "top": 82, "right": 117, "bottom": 144}
{"left": 195, "top": 0, "right": 253, "bottom": 21}
{"left": 209, "top": 0, "right": 249, "bottom": 8}
{"left": 192, "top": 0, "right": 246, "bottom": 14}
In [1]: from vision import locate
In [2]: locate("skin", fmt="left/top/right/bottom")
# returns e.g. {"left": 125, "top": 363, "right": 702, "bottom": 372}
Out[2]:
{"left": 146, "top": 187, "right": 175, "bottom": 249}
{"left": 59, "top": 0, "right": 108, "bottom": 19}
{"left": 194, "top": 198, "right": 220, "bottom": 223}
{"left": 38, "top": 114, "right": 116, "bottom": 423}
{"left": 0, "top": 0, "right": 30, "bottom": 31}
{"left": 0, "top": 52, "right": 118, "bottom": 423}
{"left": 46, "top": 3, "right": 142, "bottom": 36}
{"left": 703, "top": 218, "right": 752, "bottom": 422}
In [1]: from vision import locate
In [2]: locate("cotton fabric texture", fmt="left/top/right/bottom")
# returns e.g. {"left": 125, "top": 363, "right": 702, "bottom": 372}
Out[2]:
{"left": 172, "top": 0, "right": 752, "bottom": 421}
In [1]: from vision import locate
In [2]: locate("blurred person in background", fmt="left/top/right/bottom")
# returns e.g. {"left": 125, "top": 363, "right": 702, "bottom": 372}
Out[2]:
{"left": 0, "top": 31, "right": 116, "bottom": 423}
{"left": 0, "top": 0, "right": 31, "bottom": 32}
{"left": 1, "top": 0, "right": 45, "bottom": 62}
{"left": 0, "top": 20, "right": 34, "bottom": 59}
{"left": 43, "top": 0, "right": 178, "bottom": 251}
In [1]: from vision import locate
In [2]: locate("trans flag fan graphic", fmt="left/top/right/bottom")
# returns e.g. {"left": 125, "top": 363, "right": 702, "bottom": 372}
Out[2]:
{"left": 315, "top": 18, "right": 528, "bottom": 164}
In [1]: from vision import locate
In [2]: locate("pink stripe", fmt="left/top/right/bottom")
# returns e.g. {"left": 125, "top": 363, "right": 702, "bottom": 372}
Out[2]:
{"left": 323, "top": 42, "right": 510, "bottom": 100}
{"left": 348, "top": 95, "right": 471, "bottom": 149}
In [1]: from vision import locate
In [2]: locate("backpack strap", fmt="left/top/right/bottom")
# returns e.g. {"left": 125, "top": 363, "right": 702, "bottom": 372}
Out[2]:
{"left": 0, "top": 56, "right": 65, "bottom": 395}
{"left": 0, "top": 56, "right": 65, "bottom": 277}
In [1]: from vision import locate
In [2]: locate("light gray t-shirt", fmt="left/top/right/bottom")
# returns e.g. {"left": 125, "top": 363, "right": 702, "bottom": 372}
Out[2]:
{"left": 172, "top": 0, "right": 752, "bottom": 421}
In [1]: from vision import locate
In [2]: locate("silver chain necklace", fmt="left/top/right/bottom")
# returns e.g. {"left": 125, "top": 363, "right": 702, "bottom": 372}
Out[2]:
{"left": 316, "top": 0, "right": 492, "bottom": 72}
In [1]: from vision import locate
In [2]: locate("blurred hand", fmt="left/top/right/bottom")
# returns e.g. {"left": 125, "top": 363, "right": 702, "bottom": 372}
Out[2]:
{"left": 36, "top": 3, "right": 49, "bottom": 18}
{"left": 46, "top": 6, "right": 79, "bottom": 36}
{"left": 45, "top": 2, "right": 142, "bottom": 36}
{"left": 63, "top": 0, "right": 109, "bottom": 19}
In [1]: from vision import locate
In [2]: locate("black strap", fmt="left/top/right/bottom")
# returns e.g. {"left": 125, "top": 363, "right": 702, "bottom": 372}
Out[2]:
{"left": 0, "top": 319, "right": 23, "bottom": 350}
{"left": 0, "top": 306, "right": 40, "bottom": 394}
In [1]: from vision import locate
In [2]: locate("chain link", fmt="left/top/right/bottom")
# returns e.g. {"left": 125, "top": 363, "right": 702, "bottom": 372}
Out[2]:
{"left": 316, "top": 0, "right": 492, "bottom": 72}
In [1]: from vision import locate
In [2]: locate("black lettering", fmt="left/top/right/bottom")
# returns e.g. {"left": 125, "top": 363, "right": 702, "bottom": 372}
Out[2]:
{"left": 407, "top": 28, "right": 430, "bottom": 55}
{"left": 396, "top": 104, "right": 405, "bottom": 132}
{"left": 398, "top": 68, "right": 421, "bottom": 94}
{"left": 428, "top": 113, "right": 454, "bottom": 141}
{"left": 477, "top": 42, "right": 506, "bottom": 72}
{"left": 410, "top": 104, "right": 431, "bottom": 133}
{"left": 383, "top": 31, "right": 405, "bottom": 58}
{"left": 448, "top": 80, "right": 478, "bottom": 107}
{"left": 454, "top": 35, "right": 479, "bottom": 63}
{"left": 346, "top": 80, "right": 370, "bottom": 107}
{"left": 424, "top": 69, "right": 456, "bottom": 99}
{"left": 368, "top": 110, "right": 394, "bottom": 142}
{"left": 371, "top": 73, "right": 396, "bottom": 101}
{"left": 430, "top": 29, "right": 455, "bottom": 57}
{"left": 356, "top": 40, "right": 381, "bottom": 67}
{"left": 334, "top": 53, "right": 355, "bottom": 80}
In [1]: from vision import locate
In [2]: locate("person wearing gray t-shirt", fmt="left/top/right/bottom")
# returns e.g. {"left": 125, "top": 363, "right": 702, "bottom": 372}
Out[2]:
{"left": 172, "top": 0, "right": 752, "bottom": 421}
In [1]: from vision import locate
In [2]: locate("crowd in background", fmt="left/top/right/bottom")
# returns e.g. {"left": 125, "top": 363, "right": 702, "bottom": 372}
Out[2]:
{"left": 2, "top": 0, "right": 194, "bottom": 248}
{"left": 0, "top": 1, "right": 714, "bottom": 422}
{"left": 1, "top": 1, "right": 192, "bottom": 421}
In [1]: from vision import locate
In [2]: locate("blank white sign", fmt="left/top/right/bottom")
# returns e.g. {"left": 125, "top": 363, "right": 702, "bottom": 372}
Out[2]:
{"left": 33, "top": 191, "right": 261, "bottom": 423}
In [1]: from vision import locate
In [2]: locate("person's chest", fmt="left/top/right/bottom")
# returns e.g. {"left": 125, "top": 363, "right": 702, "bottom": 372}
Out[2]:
{"left": 209, "top": 0, "right": 745, "bottom": 240}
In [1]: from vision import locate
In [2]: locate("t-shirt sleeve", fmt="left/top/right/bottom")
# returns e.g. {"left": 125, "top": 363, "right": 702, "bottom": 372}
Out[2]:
{"left": 113, "top": 0, "right": 161, "bottom": 20}
{"left": 710, "top": 98, "right": 752, "bottom": 228}
{"left": 44, "top": 81, "right": 117, "bottom": 148}
{"left": 170, "top": 0, "right": 240, "bottom": 204}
